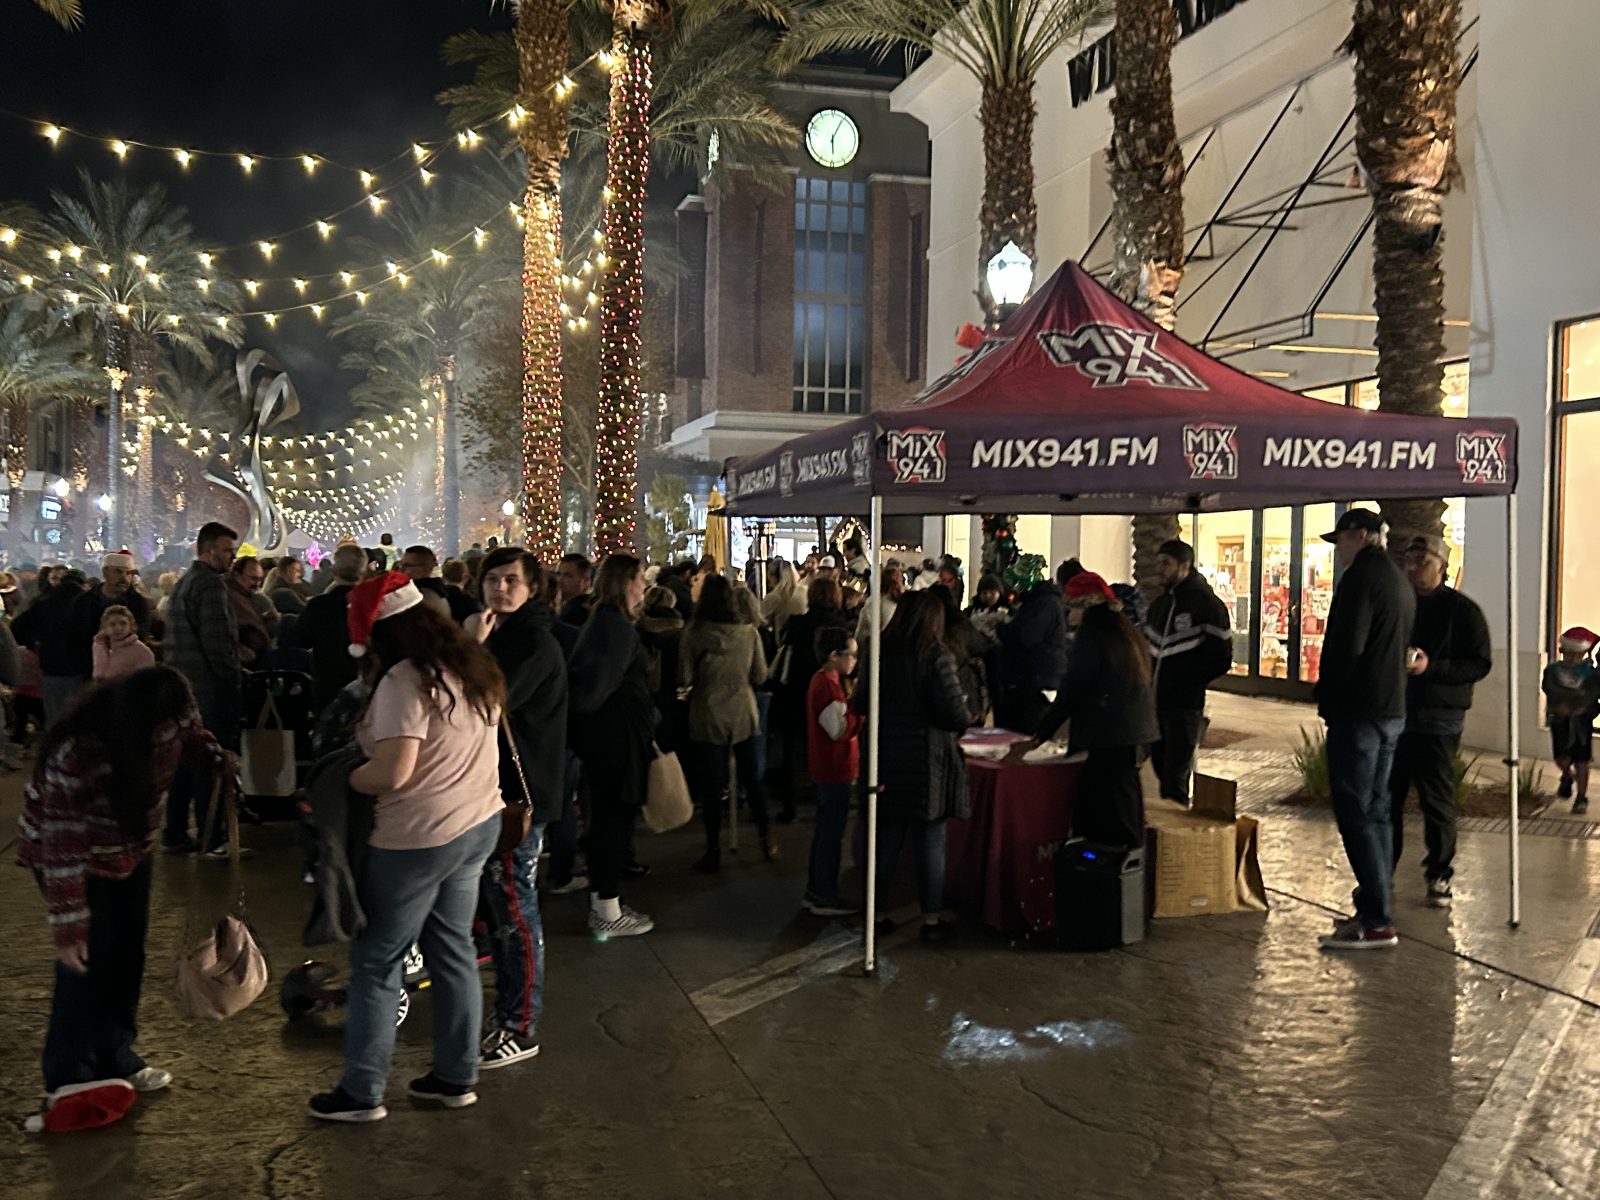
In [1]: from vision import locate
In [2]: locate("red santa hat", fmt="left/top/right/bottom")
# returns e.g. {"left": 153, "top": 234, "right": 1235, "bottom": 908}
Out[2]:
{"left": 25, "top": 1079, "right": 136, "bottom": 1134}
{"left": 346, "top": 570, "right": 424, "bottom": 657}
{"left": 1559, "top": 626, "right": 1598, "bottom": 655}
{"left": 1063, "top": 570, "right": 1118, "bottom": 608}
{"left": 101, "top": 548, "right": 136, "bottom": 573}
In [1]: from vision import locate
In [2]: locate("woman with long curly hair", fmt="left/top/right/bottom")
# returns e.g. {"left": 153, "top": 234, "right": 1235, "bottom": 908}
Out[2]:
{"left": 18, "top": 666, "right": 234, "bottom": 1133}
{"left": 309, "top": 572, "right": 507, "bottom": 1123}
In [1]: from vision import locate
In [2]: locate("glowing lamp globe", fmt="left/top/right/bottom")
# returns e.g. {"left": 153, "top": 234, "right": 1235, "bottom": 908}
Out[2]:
{"left": 986, "top": 241, "right": 1034, "bottom": 309}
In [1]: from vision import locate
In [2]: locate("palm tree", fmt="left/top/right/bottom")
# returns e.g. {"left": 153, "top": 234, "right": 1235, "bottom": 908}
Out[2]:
{"left": 39, "top": 172, "right": 241, "bottom": 548}
{"left": 0, "top": 296, "right": 99, "bottom": 555}
{"left": 1107, "top": 0, "right": 1184, "bottom": 599}
{"left": 333, "top": 186, "right": 509, "bottom": 553}
{"left": 783, "top": 0, "right": 1110, "bottom": 324}
{"left": 1346, "top": 0, "right": 1462, "bottom": 550}
{"left": 32, "top": 0, "right": 82, "bottom": 27}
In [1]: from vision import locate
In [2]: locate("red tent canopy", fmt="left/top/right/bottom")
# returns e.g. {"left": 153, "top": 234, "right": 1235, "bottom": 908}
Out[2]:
{"left": 724, "top": 260, "right": 1516, "bottom": 516}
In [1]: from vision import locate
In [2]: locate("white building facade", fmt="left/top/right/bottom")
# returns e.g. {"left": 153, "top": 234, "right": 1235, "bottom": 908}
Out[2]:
{"left": 892, "top": 0, "right": 1598, "bottom": 746}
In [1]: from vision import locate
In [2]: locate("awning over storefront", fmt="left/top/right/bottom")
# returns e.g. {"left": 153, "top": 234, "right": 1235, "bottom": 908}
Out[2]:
{"left": 724, "top": 260, "right": 1516, "bottom": 517}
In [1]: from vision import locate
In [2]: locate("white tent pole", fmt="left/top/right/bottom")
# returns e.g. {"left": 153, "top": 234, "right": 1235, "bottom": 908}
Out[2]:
{"left": 864, "top": 495, "right": 883, "bottom": 974}
{"left": 1506, "top": 491, "right": 1521, "bottom": 929}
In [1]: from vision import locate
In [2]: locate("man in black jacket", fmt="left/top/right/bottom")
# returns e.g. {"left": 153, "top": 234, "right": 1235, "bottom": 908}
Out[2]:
{"left": 1313, "top": 509, "right": 1415, "bottom": 951}
{"left": 1388, "top": 534, "right": 1491, "bottom": 907}
{"left": 1146, "top": 539, "right": 1233, "bottom": 804}
{"left": 11, "top": 568, "right": 89, "bottom": 725}
{"left": 995, "top": 578, "right": 1068, "bottom": 732}
{"left": 289, "top": 544, "right": 365, "bottom": 713}
{"left": 476, "top": 547, "right": 568, "bottom": 1069}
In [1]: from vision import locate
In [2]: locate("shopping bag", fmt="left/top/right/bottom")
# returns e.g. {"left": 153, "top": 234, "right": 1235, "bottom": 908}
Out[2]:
{"left": 241, "top": 692, "right": 297, "bottom": 797}
{"left": 642, "top": 743, "right": 693, "bottom": 833}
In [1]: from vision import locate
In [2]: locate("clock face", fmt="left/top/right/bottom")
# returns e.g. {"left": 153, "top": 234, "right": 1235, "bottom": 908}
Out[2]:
{"left": 805, "top": 109, "right": 860, "bottom": 169}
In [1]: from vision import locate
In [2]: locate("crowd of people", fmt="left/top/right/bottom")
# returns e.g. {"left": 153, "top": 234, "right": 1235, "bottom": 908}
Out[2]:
{"left": 14, "top": 507, "right": 1587, "bottom": 1130}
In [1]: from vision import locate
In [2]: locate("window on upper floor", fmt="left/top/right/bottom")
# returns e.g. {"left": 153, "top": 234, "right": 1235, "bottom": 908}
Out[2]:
{"left": 793, "top": 176, "right": 866, "bottom": 414}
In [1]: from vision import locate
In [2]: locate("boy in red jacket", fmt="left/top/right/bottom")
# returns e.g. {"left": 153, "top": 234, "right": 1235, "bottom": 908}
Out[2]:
{"left": 803, "top": 627, "right": 861, "bottom": 916}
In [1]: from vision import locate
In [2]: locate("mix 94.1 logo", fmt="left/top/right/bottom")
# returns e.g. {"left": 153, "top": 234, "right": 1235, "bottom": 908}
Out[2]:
{"left": 887, "top": 428, "right": 946, "bottom": 484}
{"left": 1456, "top": 430, "right": 1508, "bottom": 485}
{"left": 1183, "top": 423, "right": 1238, "bottom": 480}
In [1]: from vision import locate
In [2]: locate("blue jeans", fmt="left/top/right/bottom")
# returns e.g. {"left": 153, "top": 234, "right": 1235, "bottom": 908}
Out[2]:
{"left": 806, "top": 781, "right": 852, "bottom": 899}
{"left": 339, "top": 815, "right": 499, "bottom": 1105}
{"left": 164, "top": 684, "right": 240, "bottom": 850}
{"left": 876, "top": 816, "right": 947, "bottom": 917}
{"left": 480, "top": 822, "right": 545, "bottom": 1037}
{"left": 1327, "top": 718, "right": 1405, "bottom": 930}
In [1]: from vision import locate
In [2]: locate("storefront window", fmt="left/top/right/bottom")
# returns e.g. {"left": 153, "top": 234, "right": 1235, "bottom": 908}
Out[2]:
{"left": 1305, "top": 384, "right": 1346, "bottom": 404}
{"left": 1554, "top": 319, "right": 1600, "bottom": 641}
{"left": 943, "top": 515, "right": 971, "bottom": 578}
{"left": 1192, "top": 509, "right": 1253, "bottom": 676}
{"left": 1258, "top": 508, "right": 1293, "bottom": 679}
{"left": 1299, "top": 503, "right": 1337, "bottom": 682}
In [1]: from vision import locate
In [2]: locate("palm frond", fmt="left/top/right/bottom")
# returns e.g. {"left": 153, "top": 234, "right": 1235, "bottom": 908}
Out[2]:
{"left": 33, "top": 0, "right": 83, "bottom": 29}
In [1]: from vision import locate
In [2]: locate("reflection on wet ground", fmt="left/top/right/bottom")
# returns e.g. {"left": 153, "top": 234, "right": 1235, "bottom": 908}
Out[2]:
{"left": 3, "top": 761, "right": 1600, "bottom": 1199}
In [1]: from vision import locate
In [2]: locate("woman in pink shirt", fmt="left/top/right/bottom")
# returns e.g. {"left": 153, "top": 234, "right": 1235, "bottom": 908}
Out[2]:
{"left": 309, "top": 572, "right": 506, "bottom": 1123}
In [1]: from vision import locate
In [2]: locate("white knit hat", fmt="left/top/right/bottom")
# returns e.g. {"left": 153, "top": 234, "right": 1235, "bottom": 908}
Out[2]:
{"left": 102, "top": 549, "right": 136, "bottom": 573}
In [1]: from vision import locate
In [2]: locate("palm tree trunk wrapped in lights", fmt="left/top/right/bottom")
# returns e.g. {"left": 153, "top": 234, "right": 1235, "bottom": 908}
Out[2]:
{"left": 1108, "top": 0, "right": 1184, "bottom": 600}
{"left": 131, "top": 331, "right": 159, "bottom": 558}
{"left": 1346, "top": 0, "right": 1461, "bottom": 550}
{"left": 5, "top": 396, "right": 28, "bottom": 557}
{"left": 514, "top": 0, "right": 572, "bottom": 561}
{"left": 439, "top": 353, "right": 461, "bottom": 553}
{"left": 594, "top": 5, "right": 659, "bottom": 557}
{"left": 103, "top": 319, "right": 130, "bottom": 550}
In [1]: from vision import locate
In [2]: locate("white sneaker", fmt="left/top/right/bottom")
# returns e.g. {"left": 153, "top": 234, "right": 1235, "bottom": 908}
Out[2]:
{"left": 127, "top": 1067, "right": 172, "bottom": 1093}
{"left": 588, "top": 906, "right": 654, "bottom": 938}
{"left": 547, "top": 873, "right": 589, "bottom": 895}
{"left": 479, "top": 1028, "right": 541, "bottom": 1070}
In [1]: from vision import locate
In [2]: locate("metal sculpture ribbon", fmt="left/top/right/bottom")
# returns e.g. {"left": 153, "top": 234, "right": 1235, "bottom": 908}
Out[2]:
{"left": 204, "top": 349, "right": 299, "bottom": 551}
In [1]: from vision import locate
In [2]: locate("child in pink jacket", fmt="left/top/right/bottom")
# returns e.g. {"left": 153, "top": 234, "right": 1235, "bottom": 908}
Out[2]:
{"left": 92, "top": 606, "right": 155, "bottom": 683}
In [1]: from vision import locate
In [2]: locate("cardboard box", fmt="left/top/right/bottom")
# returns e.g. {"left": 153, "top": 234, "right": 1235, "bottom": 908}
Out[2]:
{"left": 1145, "top": 774, "right": 1268, "bottom": 919}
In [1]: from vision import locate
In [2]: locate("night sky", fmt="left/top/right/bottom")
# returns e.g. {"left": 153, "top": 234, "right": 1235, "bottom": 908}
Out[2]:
{"left": 1, "top": 0, "right": 513, "bottom": 420}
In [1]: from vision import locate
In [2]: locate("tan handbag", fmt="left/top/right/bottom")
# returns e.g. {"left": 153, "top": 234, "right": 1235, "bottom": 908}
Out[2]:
{"left": 174, "top": 777, "right": 269, "bottom": 1020}
{"left": 642, "top": 742, "right": 693, "bottom": 833}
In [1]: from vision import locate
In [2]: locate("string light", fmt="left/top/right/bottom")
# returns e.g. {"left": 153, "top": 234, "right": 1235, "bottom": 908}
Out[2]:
{"left": 238, "top": 155, "right": 255, "bottom": 172}
{"left": 317, "top": 221, "right": 334, "bottom": 239}
{"left": 42, "top": 124, "right": 61, "bottom": 142}
{"left": 110, "top": 139, "right": 128, "bottom": 158}
{"left": 593, "top": 27, "right": 652, "bottom": 555}
{"left": 175, "top": 148, "right": 191, "bottom": 166}
{"left": 301, "top": 154, "right": 317, "bottom": 173}
{"left": 258, "top": 241, "right": 276, "bottom": 259}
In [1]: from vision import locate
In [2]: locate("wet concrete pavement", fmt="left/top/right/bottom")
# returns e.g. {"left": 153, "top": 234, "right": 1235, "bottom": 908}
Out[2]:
{"left": 5, "top": 720, "right": 1600, "bottom": 1199}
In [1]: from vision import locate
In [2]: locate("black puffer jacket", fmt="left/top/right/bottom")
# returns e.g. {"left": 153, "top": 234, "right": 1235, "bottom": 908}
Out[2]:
{"left": 1314, "top": 544, "right": 1416, "bottom": 722}
{"left": 857, "top": 636, "right": 978, "bottom": 823}
{"left": 12, "top": 579, "right": 88, "bottom": 676}
{"left": 487, "top": 602, "right": 568, "bottom": 824}
{"left": 1145, "top": 571, "right": 1232, "bottom": 710}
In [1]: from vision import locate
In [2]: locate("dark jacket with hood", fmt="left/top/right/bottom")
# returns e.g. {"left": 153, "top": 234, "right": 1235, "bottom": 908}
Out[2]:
{"left": 1145, "top": 570, "right": 1233, "bottom": 710}
{"left": 997, "top": 580, "right": 1068, "bottom": 692}
{"left": 486, "top": 602, "right": 568, "bottom": 824}
{"left": 1314, "top": 544, "right": 1415, "bottom": 722}
{"left": 856, "top": 635, "right": 977, "bottom": 822}
{"left": 1404, "top": 584, "right": 1492, "bottom": 730}
{"left": 1037, "top": 622, "right": 1159, "bottom": 751}
{"left": 636, "top": 603, "right": 686, "bottom": 750}
{"left": 776, "top": 603, "right": 850, "bottom": 719}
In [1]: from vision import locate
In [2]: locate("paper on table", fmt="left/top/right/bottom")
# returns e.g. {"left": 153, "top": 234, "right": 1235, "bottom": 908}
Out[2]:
{"left": 1021, "top": 741, "right": 1085, "bottom": 765}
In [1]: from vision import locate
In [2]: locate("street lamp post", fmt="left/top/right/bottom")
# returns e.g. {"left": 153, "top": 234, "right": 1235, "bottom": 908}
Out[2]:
{"left": 985, "top": 241, "right": 1035, "bottom": 327}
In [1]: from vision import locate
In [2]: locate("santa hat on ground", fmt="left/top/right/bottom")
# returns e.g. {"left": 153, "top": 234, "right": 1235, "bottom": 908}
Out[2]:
{"left": 346, "top": 570, "right": 423, "bottom": 657}
{"left": 1559, "top": 626, "right": 1599, "bottom": 655}
{"left": 1063, "top": 570, "right": 1119, "bottom": 608}
{"left": 101, "top": 549, "right": 136, "bottom": 573}
{"left": 24, "top": 1079, "right": 136, "bottom": 1134}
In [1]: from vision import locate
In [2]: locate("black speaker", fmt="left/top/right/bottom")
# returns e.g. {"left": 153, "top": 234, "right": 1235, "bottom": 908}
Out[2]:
{"left": 1054, "top": 838, "right": 1146, "bottom": 950}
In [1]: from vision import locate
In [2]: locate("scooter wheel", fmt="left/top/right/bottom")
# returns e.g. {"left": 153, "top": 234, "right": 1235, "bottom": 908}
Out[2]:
{"left": 281, "top": 961, "right": 340, "bottom": 1020}
{"left": 395, "top": 988, "right": 411, "bottom": 1027}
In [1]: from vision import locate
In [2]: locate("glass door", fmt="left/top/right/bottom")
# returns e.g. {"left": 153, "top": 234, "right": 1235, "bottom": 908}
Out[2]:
{"left": 1298, "top": 503, "right": 1338, "bottom": 685}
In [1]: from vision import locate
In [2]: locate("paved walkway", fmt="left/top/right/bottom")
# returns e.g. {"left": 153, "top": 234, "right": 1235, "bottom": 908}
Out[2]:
{"left": 3, "top": 698, "right": 1600, "bottom": 1198}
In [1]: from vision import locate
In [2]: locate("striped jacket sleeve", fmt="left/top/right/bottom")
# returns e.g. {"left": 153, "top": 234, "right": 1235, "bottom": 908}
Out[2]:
{"left": 20, "top": 744, "right": 97, "bottom": 950}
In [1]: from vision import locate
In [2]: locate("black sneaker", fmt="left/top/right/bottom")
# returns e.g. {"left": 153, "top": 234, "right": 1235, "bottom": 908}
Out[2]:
{"left": 308, "top": 1087, "right": 387, "bottom": 1123}
{"left": 1575, "top": 796, "right": 1590, "bottom": 815}
{"left": 919, "top": 919, "right": 954, "bottom": 945}
{"left": 620, "top": 860, "right": 651, "bottom": 879}
{"left": 1426, "top": 878, "right": 1453, "bottom": 908}
{"left": 479, "top": 1029, "right": 540, "bottom": 1071}
{"left": 406, "top": 1073, "right": 478, "bottom": 1108}
{"left": 162, "top": 837, "right": 198, "bottom": 855}
{"left": 1559, "top": 776, "right": 1574, "bottom": 800}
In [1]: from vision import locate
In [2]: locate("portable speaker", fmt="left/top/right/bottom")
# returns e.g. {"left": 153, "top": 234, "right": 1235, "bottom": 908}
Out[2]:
{"left": 1055, "top": 838, "right": 1146, "bottom": 950}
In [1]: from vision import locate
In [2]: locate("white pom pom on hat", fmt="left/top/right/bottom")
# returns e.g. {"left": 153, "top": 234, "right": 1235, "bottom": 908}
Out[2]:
{"left": 347, "top": 571, "right": 425, "bottom": 657}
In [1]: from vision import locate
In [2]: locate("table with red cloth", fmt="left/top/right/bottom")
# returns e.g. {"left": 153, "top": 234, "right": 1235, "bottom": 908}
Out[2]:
{"left": 946, "top": 757, "right": 1080, "bottom": 935}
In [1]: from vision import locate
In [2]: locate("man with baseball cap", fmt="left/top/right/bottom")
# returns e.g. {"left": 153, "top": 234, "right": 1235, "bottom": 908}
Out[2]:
{"left": 1313, "top": 508, "right": 1415, "bottom": 950}
{"left": 1387, "top": 534, "right": 1491, "bottom": 907}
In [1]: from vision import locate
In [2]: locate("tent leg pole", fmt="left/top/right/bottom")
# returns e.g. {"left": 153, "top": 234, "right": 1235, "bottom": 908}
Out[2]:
{"left": 1506, "top": 492, "right": 1521, "bottom": 929}
{"left": 864, "top": 496, "right": 883, "bottom": 975}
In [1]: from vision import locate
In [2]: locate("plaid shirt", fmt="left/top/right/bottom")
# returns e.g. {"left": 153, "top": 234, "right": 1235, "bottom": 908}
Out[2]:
{"left": 164, "top": 560, "right": 240, "bottom": 693}
{"left": 17, "top": 714, "right": 220, "bottom": 949}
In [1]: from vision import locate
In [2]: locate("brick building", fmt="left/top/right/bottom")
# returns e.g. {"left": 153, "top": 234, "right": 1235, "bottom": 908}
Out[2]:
{"left": 660, "top": 65, "right": 932, "bottom": 550}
